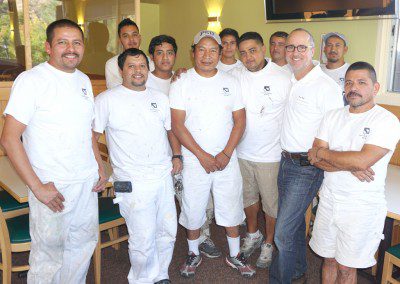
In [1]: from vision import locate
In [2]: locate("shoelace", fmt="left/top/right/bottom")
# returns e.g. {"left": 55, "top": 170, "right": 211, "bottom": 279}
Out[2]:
{"left": 186, "top": 254, "right": 198, "bottom": 265}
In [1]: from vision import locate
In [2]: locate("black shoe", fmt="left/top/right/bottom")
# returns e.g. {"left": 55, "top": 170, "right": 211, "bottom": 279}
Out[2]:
{"left": 154, "top": 279, "right": 171, "bottom": 284}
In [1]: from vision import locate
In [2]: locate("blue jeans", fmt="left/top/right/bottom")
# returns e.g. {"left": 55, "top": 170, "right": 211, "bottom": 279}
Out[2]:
{"left": 269, "top": 155, "right": 324, "bottom": 284}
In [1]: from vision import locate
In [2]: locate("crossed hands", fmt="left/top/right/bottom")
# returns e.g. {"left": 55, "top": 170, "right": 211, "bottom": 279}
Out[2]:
{"left": 198, "top": 151, "right": 230, "bottom": 174}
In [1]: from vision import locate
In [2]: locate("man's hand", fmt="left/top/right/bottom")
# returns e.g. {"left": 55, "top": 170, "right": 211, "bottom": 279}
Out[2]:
{"left": 171, "top": 157, "right": 183, "bottom": 175}
{"left": 198, "top": 152, "right": 219, "bottom": 174}
{"left": 351, "top": 168, "right": 375, "bottom": 182}
{"left": 34, "top": 182, "right": 65, "bottom": 212}
{"left": 171, "top": 68, "right": 187, "bottom": 82}
{"left": 215, "top": 151, "right": 230, "bottom": 171}
{"left": 92, "top": 168, "right": 108, "bottom": 192}
{"left": 308, "top": 147, "right": 322, "bottom": 165}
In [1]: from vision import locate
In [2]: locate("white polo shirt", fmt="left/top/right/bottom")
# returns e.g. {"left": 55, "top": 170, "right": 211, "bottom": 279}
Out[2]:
{"left": 281, "top": 62, "right": 344, "bottom": 153}
{"left": 105, "top": 54, "right": 155, "bottom": 89}
{"left": 4, "top": 62, "right": 98, "bottom": 183}
{"left": 317, "top": 105, "right": 400, "bottom": 204}
{"left": 169, "top": 68, "right": 244, "bottom": 163}
{"left": 94, "top": 86, "right": 172, "bottom": 181}
{"left": 146, "top": 72, "right": 172, "bottom": 95}
{"left": 321, "top": 62, "right": 350, "bottom": 91}
{"left": 231, "top": 61, "right": 291, "bottom": 162}
{"left": 217, "top": 60, "right": 243, "bottom": 72}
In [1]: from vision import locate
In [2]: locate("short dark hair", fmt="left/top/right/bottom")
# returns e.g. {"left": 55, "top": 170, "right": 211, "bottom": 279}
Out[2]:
{"left": 238, "top": 32, "right": 264, "bottom": 46}
{"left": 346, "top": 61, "right": 377, "bottom": 83}
{"left": 219, "top": 28, "right": 239, "bottom": 43}
{"left": 118, "top": 48, "right": 149, "bottom": 70}
{"left": 46, "top": 19, "right": 83, "bottom": 44}
{"left": 269, "top": 31, "right": 288, "bottom": 43}
{"left": 148, "top": 35, "right": 178, "bottom": 55}
{"left": 118, "top": 18, "right": 139, "bottom": 37}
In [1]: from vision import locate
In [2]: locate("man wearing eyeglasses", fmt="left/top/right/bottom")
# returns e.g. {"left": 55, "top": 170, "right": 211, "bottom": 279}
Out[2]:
{"left": 269, "top": 31, "right": 291, "bottom": 74}
{"left": 269, "top": 28, "right": 344, "bottom": 284}
{"left": 321, "top": 32, "right": 350, "bottom": 94}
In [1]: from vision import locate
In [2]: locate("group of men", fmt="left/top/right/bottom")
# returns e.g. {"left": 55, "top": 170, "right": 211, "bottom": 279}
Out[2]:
{"left": 1, "top": 16, "right": 399, "bottom": 284}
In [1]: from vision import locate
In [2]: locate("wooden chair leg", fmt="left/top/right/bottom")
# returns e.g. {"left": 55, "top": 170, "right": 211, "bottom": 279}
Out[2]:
{"left": 1, "top": 247, "right": 12, "bottom": 284}
{"left": 381, "top": 252, "right": 392, "bottom": 284}
{"left": 111, "top": 227, "right": 120, "bottom": 250}
{"left": 0, "top": 208, "right": 12, "bottom": 284}
{"left": 305, "top": 203, "right": 312, "bottom": 237}
{"left": 94, "top": 233, "right": 102, "bottom": 284}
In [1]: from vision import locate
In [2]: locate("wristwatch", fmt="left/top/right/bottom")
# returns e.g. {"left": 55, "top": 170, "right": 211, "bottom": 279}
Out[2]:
{"left": 172, "top": 155, "right": 183, "bottom": 161}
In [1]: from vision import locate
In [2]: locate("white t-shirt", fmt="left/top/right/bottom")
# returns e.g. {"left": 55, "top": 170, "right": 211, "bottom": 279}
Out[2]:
{"left": 217, "top": 60, "right": 243, "bottom": 72}
{"left": 94, "top": 86, "right": 171, "bottom": 181}
{"left": 146, "top": 72, "right": 172, "bottom": 95}
{"left": 231, "top": 62, "right": 291, "bottom": 162}
{"left": 317, "top": 105, "right": 400, "bottom": 204}
{"left": 4, "top": 62, "right": 98, "bottom": 183}
{"left": 321, "top": 62, "right": 350, "bottom": 91}
{"left": 281, "top": 62, "right": 344, "bottom": 152}
{"left": 105, "top": 54, "right": 155, "bottom": 89}
{"left": 281, "top": 64, "right": 293, "bottom": 74}
{"left": 169, "top": 68, "right": 244, "bottom": 163}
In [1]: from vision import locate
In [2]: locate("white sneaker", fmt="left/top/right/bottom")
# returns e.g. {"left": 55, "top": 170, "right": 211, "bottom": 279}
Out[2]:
{"left": 256, "top": 243, "right": 273, "bottom": 268}
{"left": 240, "top": 233, "right": 264, "bottom": 258}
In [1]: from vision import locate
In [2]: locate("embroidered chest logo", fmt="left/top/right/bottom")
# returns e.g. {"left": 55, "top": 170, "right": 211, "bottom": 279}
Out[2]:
{"left": 360, "top": 127, "right": 370, "bottom": 140}
{"left": 222, "top": 87, "right": 231, "bottom": 96}
{"left": 339, "top": 78, "right": 345, "bottom": 83}
{"left": 151, "top": 102, "right": 158, "bottom": 109}
{"left": 81, "top": 88, "right": 89, "bottom": 99}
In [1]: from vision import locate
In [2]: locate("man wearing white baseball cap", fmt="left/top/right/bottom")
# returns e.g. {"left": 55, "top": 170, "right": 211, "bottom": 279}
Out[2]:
{"left": 170, "top": 30, "right": 255, "bottom": 278}
{"left": 321, "top": 32, "right": 350, "bottom": 104}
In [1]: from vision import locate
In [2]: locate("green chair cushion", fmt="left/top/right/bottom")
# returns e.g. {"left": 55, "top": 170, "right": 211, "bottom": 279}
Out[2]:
{"left": 98, "top": 197, "right": 123, "bottom": 224}
{"left": 0, "top": 190, "right": 29, "bottom": 212}
{"left": 6, "top": 214, "right": 30, "bottom": 244}
{"left": 388, "top": 244, "right": 400, "bottom": 259}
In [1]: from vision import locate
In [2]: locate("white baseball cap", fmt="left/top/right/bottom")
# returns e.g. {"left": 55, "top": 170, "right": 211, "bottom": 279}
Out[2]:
{"left": 323, "top": 32, "right": 348, "bottom": 45}
{"left": 193, "top": 30, "right": 222, "bottom": 45}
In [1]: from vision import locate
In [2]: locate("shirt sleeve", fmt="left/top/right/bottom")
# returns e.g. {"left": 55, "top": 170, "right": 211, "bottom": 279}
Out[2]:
{"left": 316, "top": 111, "right": 333, "bottom": 143}
{"left": 321, "top": 83, "right": 344, "bottom": 114}
{"left": 93, "top": 92, "right": 110, "bottom": 133}
{"left": 105, "top": 58, "right": 122, "bottom": 89}
{"left": 365, "top": 112, "right": 400, "bottom": 151}
{"left": 232, "top": 78, "right": 245, "bottom": 111}
{"left": 168, "top": 78, "right": 186, "bottom": 111}
{"left": 3, "top": 72, "right": 37, "bottom": 125}
{"left": 161, "top": 94, "right": 171, "bottom": 131}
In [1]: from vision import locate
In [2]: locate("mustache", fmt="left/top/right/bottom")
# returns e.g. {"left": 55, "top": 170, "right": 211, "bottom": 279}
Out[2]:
{"left": 346, "top": 91, "right": 362, "bottom": 98}
{"left": 328, "top": 51, "right": 338, "bottom": 55}
{"left": 62, "top": 52, "right": 79, "bottom": 57}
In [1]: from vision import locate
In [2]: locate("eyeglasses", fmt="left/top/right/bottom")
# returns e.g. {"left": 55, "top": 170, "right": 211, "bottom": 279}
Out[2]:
{"left": 285, "top": 45, "right": 313, "bottom": 53}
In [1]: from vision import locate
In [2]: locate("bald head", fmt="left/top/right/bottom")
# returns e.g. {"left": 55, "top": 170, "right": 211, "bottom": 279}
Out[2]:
{"left": 289, "top": 28, "right": 315, "bottom": 47}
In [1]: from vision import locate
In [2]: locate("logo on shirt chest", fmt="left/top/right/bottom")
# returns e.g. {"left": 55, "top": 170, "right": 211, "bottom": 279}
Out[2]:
{"left": 359, "top": 127, "right": 370, "bottom": 140}
{"left": 150, "top": 102, "right": 158, "bottom": 111}
{"left": 81, "top": 88, "right": 89, "bottom": 99}
{"left": 221, "top": 87, "right": 231, "bottom": 96}
{"left": 339, "top": 77, "right": 345, "bottom": 83}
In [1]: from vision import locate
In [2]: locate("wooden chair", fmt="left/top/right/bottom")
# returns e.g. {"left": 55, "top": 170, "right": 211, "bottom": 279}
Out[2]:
{"left": 0, "top": 206, "right": 30, "bottom": 284}
{"left": 381, "top": 244, "right": 400, "bottom": 284}
{"left": 93, "top": 137, "right": 128, "bottom": 284}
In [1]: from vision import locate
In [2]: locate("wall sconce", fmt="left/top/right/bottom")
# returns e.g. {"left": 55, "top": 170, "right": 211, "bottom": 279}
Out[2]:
{"left": 207, "top": 16, "right": 221, "bottom": 33}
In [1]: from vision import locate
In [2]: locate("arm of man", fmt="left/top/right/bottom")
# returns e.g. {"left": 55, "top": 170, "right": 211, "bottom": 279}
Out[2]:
{"left": 91, "top": 131, "right": 108, "bottom": 192}
{"left": 167, "top": 130, "right": 183, "bottom": 174}
{"left": 214, "top": 108, "right": 246, "bottom": 170}
{"left": 308, "top": 138, "right": 339, "bottom": 172}
{"left": 171, "top": 108, "right": 218, "bottom": 173}
{"left": 0, "top": 115, "right": 65, "bottom": 212}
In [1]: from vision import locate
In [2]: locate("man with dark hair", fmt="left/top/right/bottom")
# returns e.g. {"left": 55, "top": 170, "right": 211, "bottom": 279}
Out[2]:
{"left": 105, "top": 18, "right": 154, "bottom": 89}
{"left": 269, "top": 31, "right": 291, "bottom": 73}
{"left": 231, "top": 31, "right": 291, "bottom": 269}
{"left": 217, "top": 28, "right": 243, "bottom": 72}
{"left": 170, "top": 30, "right": 253, "bottom": 278}
{"left": 147, "top": 35, "right": 177, "bottom": 94}
{"left": 269, "top": 28, "right": 344, "bottom": 284}
{"left": 321, "top": 32, "right": 350, "bottom": 94}
{"left": 94, "top": 48, "right": 181, "bottom": 284}
{"left": 308, "top": 61, "right": 400, "bottom": 284}
{"left": 1, "top": 19, "right": 107, "bottom": 283}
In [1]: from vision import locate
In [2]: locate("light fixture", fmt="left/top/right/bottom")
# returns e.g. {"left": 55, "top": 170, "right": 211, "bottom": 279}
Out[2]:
{"left": 208, "top": 16, "right": 219, "bottom": 23}
{"left": 207, "top": 16, "right": 221, "bottom": 33}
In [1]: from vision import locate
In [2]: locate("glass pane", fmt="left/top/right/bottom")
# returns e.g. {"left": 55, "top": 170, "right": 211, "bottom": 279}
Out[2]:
{"left": 0, "top": 0, "right": 25, "bottom": 81}
{"left": 29, "top": 0, "right": 137, "bottom": 79}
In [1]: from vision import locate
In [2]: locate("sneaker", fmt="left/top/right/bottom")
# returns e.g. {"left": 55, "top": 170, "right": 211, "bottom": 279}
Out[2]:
{"left": 180, "top": 252, "right": 202, "bottom": 278}
{"left": 154, "top": 279, "right": 171, "bottom": 284}
{"left": 199, "top": 238, "right": 222, "bottom": 258}
{"left": 225, "top": 252, "right": 256, "bottom": 278}
{"left": 240, "top": 233, "right": 265, "bottom": 258}
{"left": 256, "top": 243, "right": 273, "bottom": 268}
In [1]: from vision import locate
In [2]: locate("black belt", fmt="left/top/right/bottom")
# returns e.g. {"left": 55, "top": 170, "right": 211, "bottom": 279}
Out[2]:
{"left": 281, "top": 150, "right": 306, "bottom": 160}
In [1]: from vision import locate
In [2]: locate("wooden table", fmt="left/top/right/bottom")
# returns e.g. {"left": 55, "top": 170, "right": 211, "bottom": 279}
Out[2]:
{"left": 0, "top": 156, "right": 113, "bottom": 204}
{"left": 376, "top": 164, "right": 400, "bottom": 282}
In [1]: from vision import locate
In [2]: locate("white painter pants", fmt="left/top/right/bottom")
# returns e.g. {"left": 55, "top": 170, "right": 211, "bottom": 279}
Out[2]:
{"left": 27, "top": 178, "right": 98, "bottom": 284}
{"left": 117, "top": 175, "right": 177, "bottom": 283}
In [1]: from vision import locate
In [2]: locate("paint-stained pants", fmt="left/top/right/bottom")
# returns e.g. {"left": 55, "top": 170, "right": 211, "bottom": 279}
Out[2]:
{"left": 27, "top": 179, "right": 98, "bottom": 284}
{"left": 117, "top": 175, "right": 177, "bottom": 283}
